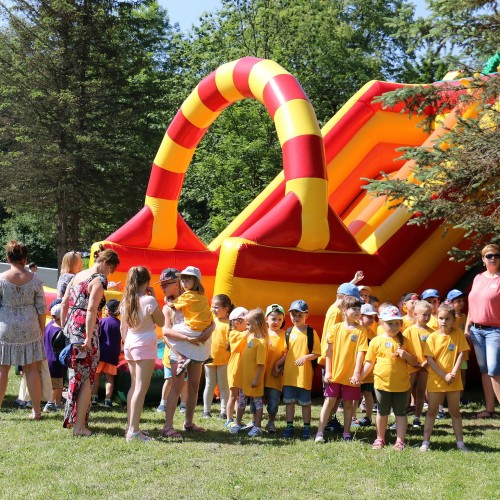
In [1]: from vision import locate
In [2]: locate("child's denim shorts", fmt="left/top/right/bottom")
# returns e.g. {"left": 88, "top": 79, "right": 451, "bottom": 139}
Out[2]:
{"left": 282, "top": 385, "right": 312, "bottom": 406}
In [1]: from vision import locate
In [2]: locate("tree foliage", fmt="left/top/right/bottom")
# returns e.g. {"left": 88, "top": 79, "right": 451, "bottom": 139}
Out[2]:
{"left": 0, "top": 0, "right": 181, "bottom": 266}
{"left": 364, "top": 0, "right": 499, "bottom": 262}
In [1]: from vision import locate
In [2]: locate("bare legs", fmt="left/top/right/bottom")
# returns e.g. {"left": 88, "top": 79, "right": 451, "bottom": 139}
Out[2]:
{"left": 0, "top": 365, "right": 9, "bottom": 407}
{"left": 127, "top": 359, "right": 155, "bottom": 436}
{"left": 74, "top": 379, "right": 92, "bottom": 436}
{"left": 23, "top": 362, "right": 42, "bottom": 417}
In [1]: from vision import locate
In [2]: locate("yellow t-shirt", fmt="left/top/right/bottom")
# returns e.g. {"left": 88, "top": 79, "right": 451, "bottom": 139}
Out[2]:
{"left": 363, "top": 328, "right": 376, "bottom": 384}
{"left": 424, "top": 328, "right": 470, "bottom": 392}
{"left": 365, "top": 335, "right": 416, "bottom": 392}
{"left": 319, "top": 304, "right": 343, "bottom": 366}
{"left": 283, "top": 325, "right": 320, "bottom": 390}
{"left": 427, "top": 314, "right": 439, "bottom": 332}
{"left": 173, "top": 290, "right": 212, "bottom": 331}
{"left": 402, "top": 315, "right": 414, "bottom": 331}
{"left": 227, "top": 330, "right": 247, "bottom": 389}
{"left": 264, "top": 330, "right": 285, "bottom": 391}
{"left": 403, "top": 324, "right": 434, "bottom": 374}
{"left": 453, "top": 313, "right": 466, "bottom": 332}
{"left": 376, "top": 323, "right": 384, "bottom": 336}
{"left": 207, "top": 318, "right": 230, "bottom": 366}
{"left": 241, "top": 335, "right": 267, "bottom": 397}
{"left": 325, "top": 323, "right": 368, "bottom": 386}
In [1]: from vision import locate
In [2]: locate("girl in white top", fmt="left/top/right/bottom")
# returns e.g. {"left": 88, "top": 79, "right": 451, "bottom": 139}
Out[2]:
{"left": 121, "top": 266, "right": 165, "bottom": 442}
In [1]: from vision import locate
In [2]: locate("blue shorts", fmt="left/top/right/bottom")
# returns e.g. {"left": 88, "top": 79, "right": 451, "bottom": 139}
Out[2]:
{"left": 470, "top": 325, "right": 500, "bottom": 376}
{"left": 282, "top": 385, "right": 312, "bottom": 406}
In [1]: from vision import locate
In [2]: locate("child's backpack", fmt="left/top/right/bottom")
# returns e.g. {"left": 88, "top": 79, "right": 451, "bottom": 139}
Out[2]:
{"left": 285, "top": 326, "right": 318, "bottom": 372}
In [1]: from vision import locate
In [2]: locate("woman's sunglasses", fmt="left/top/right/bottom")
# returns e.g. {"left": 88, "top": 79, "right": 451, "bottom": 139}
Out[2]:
{"left": 484, "top": 253, "right": 500, "bottom": 260}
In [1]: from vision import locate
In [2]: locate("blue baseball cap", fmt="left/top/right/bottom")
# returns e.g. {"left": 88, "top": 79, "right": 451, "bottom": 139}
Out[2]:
{"left": 422, "top": 288, "right": 440, "bottom": 300}
{"left": 337, "top": 282, "right": 361, "bottom": 299}
{"left": 446, "top": 289, "right": 464, "bottom": 302}
{"left": 288, "top": 299, "right": 308, "bottom": 312}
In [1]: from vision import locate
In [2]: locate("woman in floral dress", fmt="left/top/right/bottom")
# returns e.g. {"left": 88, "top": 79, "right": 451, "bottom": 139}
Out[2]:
{"left": 61, "top": 245, "right": 119, "bottom": 436}
{"left": 0, "top": 241, "right": 46, "bottom": 419}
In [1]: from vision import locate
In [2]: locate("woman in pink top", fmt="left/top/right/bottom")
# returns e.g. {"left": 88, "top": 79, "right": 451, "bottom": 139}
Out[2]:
{"left": 465, "top": 243, "right": 500, "bottom": 418}
{"left": 121, "top": 267, "right": 165, "bottom": 441}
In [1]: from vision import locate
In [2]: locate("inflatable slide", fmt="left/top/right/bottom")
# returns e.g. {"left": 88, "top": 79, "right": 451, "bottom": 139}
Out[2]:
{"left": 91, "top": 57, "right": 477, "bottom": 333}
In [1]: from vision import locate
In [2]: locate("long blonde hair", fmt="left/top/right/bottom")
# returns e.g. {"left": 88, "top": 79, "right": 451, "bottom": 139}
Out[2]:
{"left": 122, "top": 266, "right": 151, "bottom": 328}
{"left": 245, "top": 308, "right": 269, "bottom": 340}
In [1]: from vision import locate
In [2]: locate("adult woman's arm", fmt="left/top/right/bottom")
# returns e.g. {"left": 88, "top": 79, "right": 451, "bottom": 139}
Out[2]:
{"left": 197, "top": 321, "right": 215, "bottom": 343}
{"left": 60, "top": 279, "right": 73, "bottom": 327}
{"left": 34, "top": 279, "right": 47, "bottom": 334}
{"left": 82, "top": 277, "right": 104, "bottom": 350}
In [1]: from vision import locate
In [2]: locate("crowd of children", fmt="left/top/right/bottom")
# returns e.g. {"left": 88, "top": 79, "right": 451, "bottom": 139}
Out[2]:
{"left": 15, "top": 262, "right": 476, "bottom": 452}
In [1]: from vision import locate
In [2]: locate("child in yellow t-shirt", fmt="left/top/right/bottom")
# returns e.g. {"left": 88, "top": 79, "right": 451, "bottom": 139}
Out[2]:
{"left": 446, "top": 289, "right": 469, "bottom": 401}
{"left": 236, "top": 309, "right": 268, "bottom": 437}
{"left": 420, "top": 304, "right": 470, "bottom": 452}
{"left": 225, "top": 307, "right": 249, "bottom": 432}
{"left": 361, "top": 306, "right": 418, "bottom": 451}
{"left": 422, "top": 288, "right": 440, "bottom": 331}
{"left": 403, "top": 300, "right": 433, "bottom": 429}
{"left": 276, "top": 300, "right": 320, "bottom": 440}
{"left": 354, "top": 303, "right": 378, "bottom": 427}
{"left": 202, "top": 294, "right": 232, "bottom": 420}
{"left": 168, "top": 266, "right": 213, "bottom": 373}
{"left": 400, "top": 292, "right": 419, "bottom": 331}
{"left": 315, "top": 296, "right": 368, "bottom": 443}
{"left": 262, "top": 304, "right": 286, "bottom": 433}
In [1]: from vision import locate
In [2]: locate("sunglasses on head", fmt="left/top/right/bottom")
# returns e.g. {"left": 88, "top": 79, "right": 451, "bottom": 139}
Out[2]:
{"left": 485, "top": 253, "right": 500, "bottom": 260}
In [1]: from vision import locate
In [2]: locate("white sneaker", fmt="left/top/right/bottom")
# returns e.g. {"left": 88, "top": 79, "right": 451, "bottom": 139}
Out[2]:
{"left": 315, "top": 434, "right": 325, "bottom": 443}
{"left": 419, "top": 443, "right": 430, "bottom": 452}
{"left": 248, "top": 426, "right": 263, "bottom": 437}
{"left": 266, "top": 421, "right": 276, "bottom": 433}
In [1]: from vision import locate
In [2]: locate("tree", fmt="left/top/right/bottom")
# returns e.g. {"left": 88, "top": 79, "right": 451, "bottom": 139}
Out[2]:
{"left": 364, "top": 0, "right": 499, "bottom": 262}
{"left": 0, "top": 0, "right": 181, "bottom": 266}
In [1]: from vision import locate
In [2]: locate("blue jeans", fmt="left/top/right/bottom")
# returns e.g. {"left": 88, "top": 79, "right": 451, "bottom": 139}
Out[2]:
{"left": 470, "top": 325, "right": 500, "bottom": 376}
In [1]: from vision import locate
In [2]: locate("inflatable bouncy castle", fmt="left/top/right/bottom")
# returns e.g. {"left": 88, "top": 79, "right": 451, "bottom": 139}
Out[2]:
{"left": 90, "top": 57, "right": 479, "bottom": 334}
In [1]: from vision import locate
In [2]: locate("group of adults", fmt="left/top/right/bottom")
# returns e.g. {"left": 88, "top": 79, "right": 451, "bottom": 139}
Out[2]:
{"left": 0, "top": 239, "right": 499, "bottom": 435}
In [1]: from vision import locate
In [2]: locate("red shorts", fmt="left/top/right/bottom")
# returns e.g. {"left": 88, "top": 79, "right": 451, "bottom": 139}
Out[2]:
{"left": 324, "top": 382, "right": 361, "bottom": 401}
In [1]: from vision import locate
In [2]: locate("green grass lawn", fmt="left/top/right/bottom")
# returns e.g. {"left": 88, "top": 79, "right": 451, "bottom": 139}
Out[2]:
{"left": 1, "top": 370, "right": 499, "bottom": 499}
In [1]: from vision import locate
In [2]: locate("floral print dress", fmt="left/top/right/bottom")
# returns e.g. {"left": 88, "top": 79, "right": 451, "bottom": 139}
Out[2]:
{"left": 63, "top": 273, "right": 107, "bottom": 429}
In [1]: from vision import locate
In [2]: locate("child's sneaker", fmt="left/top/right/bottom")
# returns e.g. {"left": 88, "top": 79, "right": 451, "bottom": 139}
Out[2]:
{"left": 224, "top": 419, "right": 234, "bottom": 429}
{"left": 457, "top": 444, "right": 469, "bottom": 452}
{"left": 266, "top": 421, "right": 276, "bottom": 433}
{"left": 301, "top": 427, "right": 312, "bottom": 440}
{"left": 314, "top": 433, "right": 325, "bottom": 443}
{"left": 351, "top": 417, "right": 360, "bottom": 428}
{"left": 156, "top": 403, "right": 166, "bottom": 412}
{"left": 179, "top": 403, "right": 186, "bottom": 413}
{"left": 436, "top": 410, "right": 446, "bottom": 420}
{"left": 358, "top": 416, "right": 372, "bottom": 427}
{"left": 219, "top": 412, "right": 227, "bottom": 420}
{"left": 202, "top": 411, "right": 212, "bottom": 419}
{"left": 325, "top": 415, "right": 342, "bottom": 431}
{"left": 342, "top": 433, "right": 353, "bottom": 442}
{"left": 91, "top": 395, "right": 99, "bottom": 407}
{"left": 228, "top": 422, "right": 242, "bottom": 434}
{"left": 390, "top": 422, "right": 397, "bottom": 430}
{"left": 241, "top": 421, "right": 254, "bottom": 431}
{"left": 282, "top": 426, "right": 294, "bottom": 439}
{"left": 43, "top": 401, "right": 57, "bottom": 413}
{"left": 412, "top": 417, "right": 421, "bottom": 429}
{"left": 248, "top": 426, "right": 263, "bottom": 437}
{"left": 419, "top": 443, "right": 430, "bottom": 452}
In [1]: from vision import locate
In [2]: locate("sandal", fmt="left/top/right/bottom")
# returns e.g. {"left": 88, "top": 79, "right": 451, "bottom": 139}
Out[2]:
{"left": 471, "top": 410, "right": 498, "bottom": 419}
{"left": 29, "top": 410, "right": 42, "bottom": 421}
{"left": 160, "top": 427, "right": 183, "bottom": 439}
{"left": 183, "top": 422, "right": 207, "bottom": 433}
{"left": 393, "top": 440, "right": 406, "bottom": 451}
{"left": 371, "top": 438, "right": 386, "bottom": 449}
